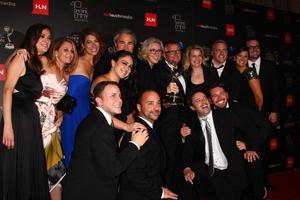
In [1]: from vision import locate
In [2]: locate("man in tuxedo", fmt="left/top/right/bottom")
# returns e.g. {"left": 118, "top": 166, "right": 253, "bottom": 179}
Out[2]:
{"left": 207, "top": 39, "right": 240, "bottom": 100}
{"left": 119, "top": 90, "right": 178, "bottom": 200}
{"left": 63, "top": 81, "right": 148, "bottom": 200}
{"left": 93, "top": 28, "right": 137, "bottom": 79}
{"left": 246, "top": 38, "right": 280, "bottom": 190}
{"left": 209, "top": 83, "right": 273, "bottom": 200}
{"left": 153, "top": 40, "right": 188, "bottom": 192}
{"left": 182, "top": 89, "right": 248, "bottom": 200}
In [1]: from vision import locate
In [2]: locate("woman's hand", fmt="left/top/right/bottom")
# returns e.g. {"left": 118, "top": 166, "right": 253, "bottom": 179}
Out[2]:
{"left": 2, "top": 126, "right": 15, "bottom": 149}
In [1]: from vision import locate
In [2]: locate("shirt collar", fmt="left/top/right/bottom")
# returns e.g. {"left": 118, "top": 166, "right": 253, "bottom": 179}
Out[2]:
{"left": 212, "top": 60, "right": 226, "bottom": 68}
{"left": 249, "top": 56, "right": 261, "bottom": 66}
{"left": 139, "top": 116, "right": 153, "bottom": 129}
{"left": 96, "top": 106, "right": 112, "bottom": 125}
{"left": 198, "top": 110, "right": 213, "bottom": 121}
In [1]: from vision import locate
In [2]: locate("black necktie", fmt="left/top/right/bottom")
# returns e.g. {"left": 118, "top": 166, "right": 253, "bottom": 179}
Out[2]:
{"left": 203, "top": 118, "right": 214, "bottom": 176}
{"left": 252, "top": 63, "right": 257, "bottom": 75}
{"left": 110, "top": 120, "right": 114, "bottom": 128}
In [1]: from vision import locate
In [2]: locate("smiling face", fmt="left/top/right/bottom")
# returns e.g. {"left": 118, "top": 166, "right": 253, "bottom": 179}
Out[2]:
{"left": 83, "top": 34, "right": 100, "bottom": 56}
{"left": 190, "top": 91, "right": 211, "bottom": 117}
{"left": 146, "top": 42, "right": 163, "bottom": 66}
{"left": 115, "top": 33, "right": 135, "bottom": 53}
{"left": 36, "top": 28, "right": 51, "bottom": 55}
{"left": 111, "top": 55, "right": 133, "bottom": 80}
{"left": 137, "top": 91, "right": 161, "bottom": 124}
{"left": 211, "top": 42, "right": 228, "bottom": 65}
{"left": 246, "top": 39, "right": 261, "bottom": 61}
{"left": 189, "top": 48, "right": 203, "bottom": 68}
{"left": 209, "top": 86, "right": 229, "bottom": 109}
{"left": 96, "top": 84, "right": 122, "bottom": 116}
{"left": 235, "top": 50, "right": 249, "bottom": 68}
{"left": 55, "top": 41, "right": 75, "bottom": 66}
{"left": 164, "top": 43, "right": 182, "bottom": 66}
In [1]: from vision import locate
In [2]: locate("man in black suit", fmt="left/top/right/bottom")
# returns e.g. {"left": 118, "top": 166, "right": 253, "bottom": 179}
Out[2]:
{"left": 63, "top": 81, "right": 148, "bottom": 200}
{"left": 246, "top": 38, "right": 280, "bottom": 190}
{"left": 209, "top": 83, "right": 274, "bottom": 200}
{"left": 153, "top": 40, "right": 188, "bottom": 192}
{"left": 119, "top": 90, "right": 178, "bottom": 200}
{"left": 207, "top": 39, "right": 240, "bottom": 100}
{"left": 182, "top": 90, "right": 248, "bottom": 200}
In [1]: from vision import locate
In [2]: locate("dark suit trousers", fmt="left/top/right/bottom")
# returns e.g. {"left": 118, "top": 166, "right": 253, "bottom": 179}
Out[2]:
{"left": 191, "top": 164, "right": 244, "bottom": 200}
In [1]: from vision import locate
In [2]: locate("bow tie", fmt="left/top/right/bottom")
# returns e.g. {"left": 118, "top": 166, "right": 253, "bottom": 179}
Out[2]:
{"left": 215, "top": 64, "right": 224, "bottom": 69}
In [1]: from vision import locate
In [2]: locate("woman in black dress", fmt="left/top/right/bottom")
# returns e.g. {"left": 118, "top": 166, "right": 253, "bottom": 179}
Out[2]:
{"left": 182, "top": 44, "right": 209, "bottom": 95}
{"left": 0, "top": 24, "right": 51, "bottom": 200}
{"left": 234, "top": 46, "right": 263, "bottom": 111}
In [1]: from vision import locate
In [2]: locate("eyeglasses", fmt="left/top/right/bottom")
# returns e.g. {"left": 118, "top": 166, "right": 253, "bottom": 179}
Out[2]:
{"left": 165, "top": 49, "right": 181, "bottom": 55}
{"left": 248, "top": 45, "right": 260, "bottom": 50}
{"left": 149, "top": 49, "right": 163, "bottom": 54}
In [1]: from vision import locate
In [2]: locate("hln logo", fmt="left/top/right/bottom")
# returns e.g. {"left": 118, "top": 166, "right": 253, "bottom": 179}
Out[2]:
{"left": 34, "top": 4, "right": 47, "bottom": 10}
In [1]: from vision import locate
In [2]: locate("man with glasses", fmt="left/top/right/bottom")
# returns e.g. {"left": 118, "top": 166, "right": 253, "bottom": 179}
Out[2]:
{"left": 246, "top": 37, "right": 280, "bottom": 191}
{"left": 207, "top": 39, "right": 240, "bottom": 100}
{"left": 153, "top": 40, "right": 188, "bottom": 193}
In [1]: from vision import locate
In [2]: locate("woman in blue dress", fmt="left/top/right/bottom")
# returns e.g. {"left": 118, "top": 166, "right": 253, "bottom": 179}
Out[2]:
{"left": 61, "top": 29, "right": 103, "bottom": 167}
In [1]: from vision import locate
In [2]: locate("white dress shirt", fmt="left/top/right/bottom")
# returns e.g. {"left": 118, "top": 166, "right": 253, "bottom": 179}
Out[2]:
{"left": 212, "top": 60, "right": 226, "bottom": 77}
{"left": 199, "top": 111, "right": 228, "bottom": 170}
{"left": 248, "top": 57, "right": 261, "bottom": 75}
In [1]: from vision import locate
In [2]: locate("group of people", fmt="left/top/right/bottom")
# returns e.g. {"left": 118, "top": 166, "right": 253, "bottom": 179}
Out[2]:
{"left": 0, "top": 23, "right": 280, "bottom": 200}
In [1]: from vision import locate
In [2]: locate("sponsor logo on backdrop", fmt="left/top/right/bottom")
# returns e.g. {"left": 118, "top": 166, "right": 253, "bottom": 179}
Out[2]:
{"left": 264, "top": 51, "right": 277, "bottom": 62}
{"left": 264, "top": 33, "right": 279, "bottom": 39}
{"left": 266, "top": 9, "right": 274, "bottom": 21}
{"left": 0, "top": 64, "right": 6, "bottom": 81}
{"left": 144, "top": 12, "right": 157, "bottom": 27}
{"left": 67, "top": 32, "right": 80, "bottom": 45}
{"left": 287, "top": 156, "right": 294, "bottom": 168}
{"left": 201, "top": 0, "right": 212, "bottom": 9}
{"left": 70, "top": 1, "right": 88, "bottom": 22}
{"left": 225, "top": 1, "right": 234, "bottom": 15}
{"left": 172, "top": 14, "right": 186, "bottom": 32}
{"left": 245, "top": 25, "right": 256, "bottom": 38}
{"left": 32, "top": 0, "right": 49, "bottom": 15}
{"left": 103, "top": 12, "right": 133, "bottom": 20}
{"left": 225, "top": 24, "right": 235, "bottom": 36}
{"left": 2, "top": 26, "right": 15, "bottom": 50}
{"left": 0, "top": 1, "right": 16, "bottom": 6}
{"left": 284, "top": 32, "right": 292, "bottom": 44}
{"left": 286, "top": 95, "right": 294, "bottom": 107}
{"left": 241, "top": 8, "right": 258, "bottom": 14}
{"left": 195, "top": 24, "right": 218, "bottom": 30}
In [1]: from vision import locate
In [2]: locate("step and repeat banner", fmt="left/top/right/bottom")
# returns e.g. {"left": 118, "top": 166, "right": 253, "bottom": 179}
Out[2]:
{"left": 1, "top": 0, "right": 300, "bottom": 170}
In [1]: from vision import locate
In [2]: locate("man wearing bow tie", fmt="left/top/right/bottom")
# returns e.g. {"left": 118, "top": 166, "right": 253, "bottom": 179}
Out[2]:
{"left": 207, "top": 39, "right": 240, "bottom": 100}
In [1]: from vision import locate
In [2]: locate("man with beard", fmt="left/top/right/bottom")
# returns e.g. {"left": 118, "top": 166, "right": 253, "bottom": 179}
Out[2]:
{"left": 119, "top": 90, "right": 178, "bottom": 200}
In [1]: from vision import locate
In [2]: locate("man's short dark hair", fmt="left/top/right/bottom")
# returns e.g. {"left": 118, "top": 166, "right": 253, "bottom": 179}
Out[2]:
{"left": 208, "top": 82, "right": 228, "bottom": 97}
{"left": 136, "top": 89, "right": 159, "bottom": 105}
{"left": 186, "top": 88, "right": 209, "bottom": 106}
{"left": 93, "top": 81, "right": 119, "bottom": 102}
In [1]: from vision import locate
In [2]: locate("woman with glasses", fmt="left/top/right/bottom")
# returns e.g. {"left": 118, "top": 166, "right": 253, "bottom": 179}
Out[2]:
{"left": 136, "top": 37, "right": 164, "bottom": 93}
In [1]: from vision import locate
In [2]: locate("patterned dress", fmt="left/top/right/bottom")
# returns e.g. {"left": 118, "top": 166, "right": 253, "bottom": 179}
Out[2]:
{"left": 35, "top": 74, "right": 67, "bottom": 192}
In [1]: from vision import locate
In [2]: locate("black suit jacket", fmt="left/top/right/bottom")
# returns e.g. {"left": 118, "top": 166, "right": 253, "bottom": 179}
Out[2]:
{"left": 118, "top": 117, "right": 166, "bottom": 200}
{"left": 182, "top": 109, "right": 247, "bottom": 190}
{"left": 225, "top": 101, "right": 274, "bottom": 150}
{"left": 257, "top": 59, "right": 280, "bottom": 116}
{"left": 136, "top": 60, "right": 157, "bottom": 93}
{"left": 153, "top": 60, "right": 185, "bottom": 99}
{"left": 63, "top": 108, "right": 140, "bottom": 200}
{"left": 206, "top": 60, "right": 241, "bottom": 100}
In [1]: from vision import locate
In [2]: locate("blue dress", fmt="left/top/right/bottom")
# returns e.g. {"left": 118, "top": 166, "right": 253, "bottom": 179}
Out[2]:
{"left": 61, "top": 75, "right": 91, "bottom": 167}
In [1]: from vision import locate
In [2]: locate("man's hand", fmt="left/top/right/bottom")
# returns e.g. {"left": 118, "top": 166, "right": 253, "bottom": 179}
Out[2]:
{"left": 180, "top": 123, "right": 191, "bottom": 137}
{"left": 167, "top": 82, "right": 179, "bottom": 94}
{"left": 161, "top": 187, "right": 178, "bottom": 199}
{"left": 236, "top": 140, "right": 246, "bottom": 151}
{"left": 131, "top": 128, "right": 149, "bottom": 147}
{"left": 244, "top": 150, "right": 259, "bottom": 162}
{"left": 268, "top": 112, "right": 278, "bottom": 124}
{"left": 183, "top": 167, "right": 195, "bottom": 185}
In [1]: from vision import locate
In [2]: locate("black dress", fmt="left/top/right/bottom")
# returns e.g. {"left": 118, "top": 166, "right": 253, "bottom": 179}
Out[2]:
{"left": 0, "top": 64, "right": 50, "bottom": 200}
{"left": 237, "top": 67, "right": 259, "bottom": 111}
